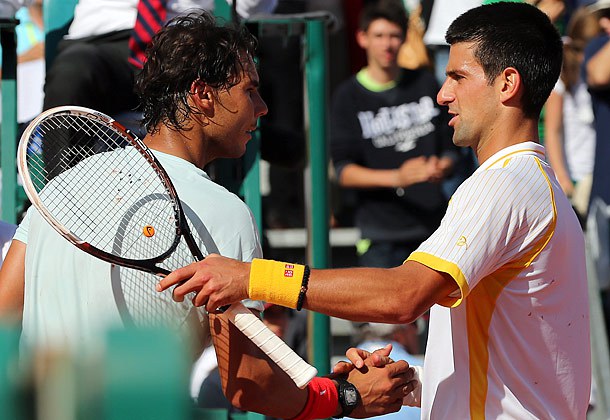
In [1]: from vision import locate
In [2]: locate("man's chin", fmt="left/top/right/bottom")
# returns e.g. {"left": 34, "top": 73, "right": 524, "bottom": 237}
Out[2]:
{"left": 451, "top": 132, "right": 469, "bottom": 148}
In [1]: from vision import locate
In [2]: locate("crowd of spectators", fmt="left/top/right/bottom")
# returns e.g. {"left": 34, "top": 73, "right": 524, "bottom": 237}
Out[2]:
{"left": 1, "top": 0, "right": 610, "bottom": 416}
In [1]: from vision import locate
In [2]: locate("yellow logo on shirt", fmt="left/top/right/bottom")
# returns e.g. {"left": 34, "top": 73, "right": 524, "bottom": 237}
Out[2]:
{"left": 456, "top": 236, "right": 468, "bottom": 249}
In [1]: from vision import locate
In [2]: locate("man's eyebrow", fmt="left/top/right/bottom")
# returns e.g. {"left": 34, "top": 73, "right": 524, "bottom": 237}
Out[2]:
{"left": 445, "top": 70, "right": 463, "bottom": 79}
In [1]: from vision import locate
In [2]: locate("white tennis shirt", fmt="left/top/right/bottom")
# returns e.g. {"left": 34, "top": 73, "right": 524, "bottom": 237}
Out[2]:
{"left": 15, "top": 148, "right": 263, "bottom": 353}
{"left": 408, "top": 142, "right": 591, "bottom": 419}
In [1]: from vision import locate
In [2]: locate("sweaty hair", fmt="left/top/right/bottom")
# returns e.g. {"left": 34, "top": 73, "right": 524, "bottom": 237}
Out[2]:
{"left": 136, "top": 11, "right": 257, "bottom": 133}
{"left": 445, "top": 2, "right": 562, "bottom": 118}
{"left": 359, "top": 0, "right": 408, "bottom": 35}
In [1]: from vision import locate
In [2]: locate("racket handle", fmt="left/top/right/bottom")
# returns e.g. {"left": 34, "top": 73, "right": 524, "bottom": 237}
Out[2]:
{"left": 224, "top": 303, "right": 318, "bottom": 388}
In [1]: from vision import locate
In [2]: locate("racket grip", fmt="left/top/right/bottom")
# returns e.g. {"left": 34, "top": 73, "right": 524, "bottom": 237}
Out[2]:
{"left": 224, "top": 303, "right": 318, "bottom": 388}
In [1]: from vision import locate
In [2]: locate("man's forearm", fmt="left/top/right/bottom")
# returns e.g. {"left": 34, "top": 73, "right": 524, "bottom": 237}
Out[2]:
{"left": 210, "top": 312, "right": 308, "bottom": 419}
{"left": 339, "top": 164, "right": 402, "bottom": 189}
{"left": 160, "top": 255, "right": 457, "bottom": 326}
{"left": 211, "top": 311, "right": 414, "bottom": 419}
{"left": 0, "top": 241, "right": 26, "bottom": 324}
{"left": 302, "top": 263, "right": 455, "bottom": 324}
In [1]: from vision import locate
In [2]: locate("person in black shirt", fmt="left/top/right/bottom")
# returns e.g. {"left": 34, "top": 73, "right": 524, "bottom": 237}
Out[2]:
{"left": 330, "top": 0, "right": 459, "bottom": 269}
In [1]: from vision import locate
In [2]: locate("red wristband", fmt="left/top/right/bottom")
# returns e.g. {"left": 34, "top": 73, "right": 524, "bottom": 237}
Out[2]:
{"left": 291, "top": 377, "right": 339, "bottom": 420}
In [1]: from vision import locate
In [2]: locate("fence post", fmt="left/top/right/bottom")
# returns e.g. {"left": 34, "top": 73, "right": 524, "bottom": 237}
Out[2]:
{"left": 0, "top": 19, "right": 19, "bottom": 222}
{"left": 305, "top": 18, "right": 331, "bottom": 376}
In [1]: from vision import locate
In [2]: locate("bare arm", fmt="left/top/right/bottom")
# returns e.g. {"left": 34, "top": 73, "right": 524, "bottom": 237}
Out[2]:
{"left": 339, "top": 159, "right": 435, "bottom": 189}
{"left": 158, "top": 255, "right": 457, "bottom": 325}
{"left": 587, "top": 19, "right": 610, "bottom": 89}
{"left": 303, "top": 261, "right": 457, "bottom": 323}
{"left": 209, "top": 311, "right": 308, "bottom": 418}
{"left": 209, "top": 311, "right": 413, "bottom": 418}
{"left": 0, "top": 240, "right": 26, "bottom": 324}
{"left": 543, "top": 91, "right": 574, "bottom": 196}
{"left": 587, "top": 39, "right": 610, "bottom": 88}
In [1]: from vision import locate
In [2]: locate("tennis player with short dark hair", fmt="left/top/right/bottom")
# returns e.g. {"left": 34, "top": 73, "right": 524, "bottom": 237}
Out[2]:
{"left": 159, "top": 3, "right": 592, "bottom": 419}
{"left": 0, "top": 11, "right": 414, "bottom": 419}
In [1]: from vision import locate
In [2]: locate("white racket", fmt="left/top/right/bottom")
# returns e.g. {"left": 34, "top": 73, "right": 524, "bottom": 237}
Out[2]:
{"left": 17, "top": 106, "right": 317, "bottom": 388}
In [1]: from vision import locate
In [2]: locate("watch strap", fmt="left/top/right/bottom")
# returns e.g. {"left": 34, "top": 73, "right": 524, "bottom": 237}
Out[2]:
{"left": 333, "top": 377, "right": 360, "bottom": 419}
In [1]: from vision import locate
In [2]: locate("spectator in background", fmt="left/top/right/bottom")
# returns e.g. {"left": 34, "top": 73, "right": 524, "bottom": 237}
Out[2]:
{"left": 255, "top": 0, "right": 307, "bottom": 230}
{"left": 583, "top": 0, "right": 610, "bottom": 343}
{"left": 422, "top": 0, "right": 481, "bottom": 85}
{"left": 2, "top": 1, "right": 43, "bottom": 65}
{"left": 0, "top": 0, "right": 32, "bottom": 18}
{"left": 585, "top": 0, "right": 610, "bottom": 211}
{"left": 0, "top": 0, "right": 45, "bottom": 126}
{"left": 330, "top": 0, "right": 458, "bottom": 270}
{"left": 42, "top": 0, "right": 278, "bottom": 129}
{"left": 42, "top": 0, "right": 140, "bottom": 122}
{"left": 544, "top": 6, "right": 599, "bottom": 224}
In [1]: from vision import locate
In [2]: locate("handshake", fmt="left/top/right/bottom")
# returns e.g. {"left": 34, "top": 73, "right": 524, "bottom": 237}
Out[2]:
{"left": 332, "top": 344, "right": 423, "bottom": 418}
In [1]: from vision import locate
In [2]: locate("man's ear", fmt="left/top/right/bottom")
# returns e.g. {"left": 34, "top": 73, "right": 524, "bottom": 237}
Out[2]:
{"left": 356, "top": 29, "right": 368, "bottom": 50}
{"left": 498, "top": 67, "right": 522, "bottom": 104}
{"left": 190, "top": 80, "right": 215, "bottom": 116}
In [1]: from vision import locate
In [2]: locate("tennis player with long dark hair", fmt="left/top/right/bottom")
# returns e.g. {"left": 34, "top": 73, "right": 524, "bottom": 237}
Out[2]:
{"left": 0, "top": 11, "right": 414, "bottom": 419}
{"left": 159, "top": 4, "right": 592, "bottom": 419}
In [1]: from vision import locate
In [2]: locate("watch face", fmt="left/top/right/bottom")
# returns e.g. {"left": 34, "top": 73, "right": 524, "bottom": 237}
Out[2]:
{"left": 345, "top": 387, "right": 358, "bottom": 405}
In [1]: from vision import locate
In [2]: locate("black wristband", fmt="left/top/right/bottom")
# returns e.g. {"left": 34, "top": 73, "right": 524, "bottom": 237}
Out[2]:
{"left": 296, "top": 264, "right": 310, "bottom": 311}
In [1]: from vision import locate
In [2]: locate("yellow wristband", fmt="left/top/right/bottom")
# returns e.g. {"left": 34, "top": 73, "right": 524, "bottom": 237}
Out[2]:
{"left": 249, "top": 258, "right": 305, "bottom": 309}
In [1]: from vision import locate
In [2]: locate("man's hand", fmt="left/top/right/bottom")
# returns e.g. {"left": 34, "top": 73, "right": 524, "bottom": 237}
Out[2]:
{"left": 396, "top": 155, "right": 454, "bottom": 187}
{"left": 335, "top": 356, "right": 415, "bottom": 418}
{"left": 332, "top": 344, "right": 421, "bottom": 416}
{"left": 156, "top": 254, "right": 250, "bottom": 311}
{"left": 428, "top": 156, "right": 454, "bottom": 183}
{"left": 332, "top": 344, "right": 394, "bottom": 373}
{"left": 396, "top": 156, "right": 433, "bottom": 187}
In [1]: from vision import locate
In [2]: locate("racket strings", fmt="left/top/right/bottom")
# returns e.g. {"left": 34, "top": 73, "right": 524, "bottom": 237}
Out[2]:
{"left": 117, "top": 223, "right": 204, "bottom": 328}
{"left": 26, "top": 113, "right": 181, "bottom": 260}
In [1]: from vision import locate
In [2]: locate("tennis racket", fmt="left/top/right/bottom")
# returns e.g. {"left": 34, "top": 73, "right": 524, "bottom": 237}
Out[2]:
{"left": 17, "top": 105, "right": 317, "bottom": 388}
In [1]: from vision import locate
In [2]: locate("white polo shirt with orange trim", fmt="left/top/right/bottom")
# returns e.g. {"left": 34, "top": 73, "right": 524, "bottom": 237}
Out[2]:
{"left": 408, "top": 142, "right": 591, "bottom": 419}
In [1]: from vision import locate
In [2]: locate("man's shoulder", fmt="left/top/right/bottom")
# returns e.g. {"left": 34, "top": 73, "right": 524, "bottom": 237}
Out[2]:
{"left": 333, "top": 75, "right": 363, "bottom": 98}
{"left": 457, "top": 158, "right": 541, "bottom": 201}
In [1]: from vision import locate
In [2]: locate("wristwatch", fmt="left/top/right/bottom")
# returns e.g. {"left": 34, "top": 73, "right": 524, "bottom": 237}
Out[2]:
{"left": 333, "top": 378, "right": 360, "bottom": 418}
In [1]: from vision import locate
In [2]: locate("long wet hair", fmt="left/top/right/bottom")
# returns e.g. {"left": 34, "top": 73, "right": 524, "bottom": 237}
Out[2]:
{"left": 135, "top": 11, "right": 258, "bottom": 134}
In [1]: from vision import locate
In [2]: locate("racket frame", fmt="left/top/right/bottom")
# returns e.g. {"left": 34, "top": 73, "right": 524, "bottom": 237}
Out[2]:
{"left": 17, "top": 105, "right": 318, "bottom": 388}
{"left": 17, "top": 106, "right": 192, "bottom": 275}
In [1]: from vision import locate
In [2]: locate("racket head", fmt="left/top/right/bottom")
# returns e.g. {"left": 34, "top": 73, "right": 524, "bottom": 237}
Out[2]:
{"left": 17, "top": 106, "right": 186, "bottom": 274}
